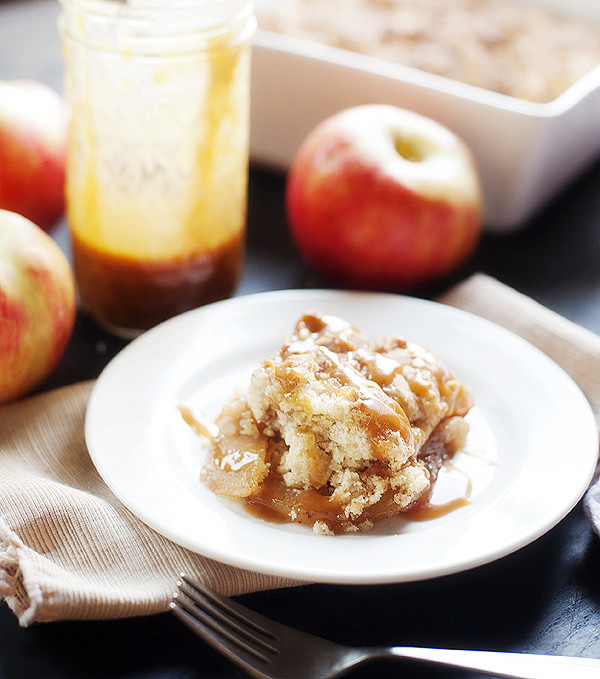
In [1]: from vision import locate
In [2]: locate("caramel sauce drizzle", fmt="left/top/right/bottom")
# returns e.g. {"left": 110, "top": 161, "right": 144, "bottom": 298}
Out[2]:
{"left": 185, "top": 311, "right": 475, "bottom": 533}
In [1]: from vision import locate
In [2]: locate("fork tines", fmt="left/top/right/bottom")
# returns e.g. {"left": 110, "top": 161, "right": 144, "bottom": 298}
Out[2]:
{"left": 171, "top": 573, "right": 278, "bottom": 668}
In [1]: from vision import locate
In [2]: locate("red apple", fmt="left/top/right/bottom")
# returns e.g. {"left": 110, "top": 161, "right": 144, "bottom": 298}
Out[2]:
{"left": 0, "top": 80, "right": 68, "bottom": 232}
{"left": 286, "top": 105, "right": 483, "bottom": 290}
{"left": 0, "top": 210, "right": 76, "bottom": 404}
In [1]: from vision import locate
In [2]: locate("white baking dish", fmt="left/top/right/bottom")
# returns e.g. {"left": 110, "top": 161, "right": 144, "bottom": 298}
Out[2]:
{"left": 249, "top": 0, "right": 600, "bottom": 231}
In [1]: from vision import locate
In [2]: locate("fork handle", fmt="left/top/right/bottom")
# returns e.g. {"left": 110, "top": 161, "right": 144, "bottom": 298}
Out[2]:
{"left": 385, "top": 646, "right": 600, "bottom": 678}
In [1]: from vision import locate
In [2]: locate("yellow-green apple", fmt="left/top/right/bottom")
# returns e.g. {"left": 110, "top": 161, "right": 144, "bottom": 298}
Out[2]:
{"left": 0, "top": 80, "right": 68, "bottom": 232}
{"left": 0, "top": 210, "right": 76, "bottom": 404}
{"left": 286, "top": 105, "right": 483, "bottom": 290}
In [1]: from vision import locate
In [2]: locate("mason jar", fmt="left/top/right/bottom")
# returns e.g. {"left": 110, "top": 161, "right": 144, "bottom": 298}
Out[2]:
{"left": 59, "top": 0, "right": 256, "bottom": 337}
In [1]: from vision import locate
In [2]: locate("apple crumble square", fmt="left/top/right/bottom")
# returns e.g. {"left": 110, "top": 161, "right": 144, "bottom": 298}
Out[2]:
{"left": 182, "top": 310, "right": 473, "bottom": 534}
{"left": 255, "top": 0, "right": 600, "bottom": 103}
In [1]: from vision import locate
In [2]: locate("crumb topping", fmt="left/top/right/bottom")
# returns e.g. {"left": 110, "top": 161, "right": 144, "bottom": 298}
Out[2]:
{"left": 255, "top": 0, "right": 600, "bottom": 102}
{"left": 186, "top": 310, "right": 473, "bottom": 533}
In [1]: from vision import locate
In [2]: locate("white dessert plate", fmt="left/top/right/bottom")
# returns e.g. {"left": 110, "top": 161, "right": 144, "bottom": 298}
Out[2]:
{"left": 250, "top": 0, "right": 600, "bottom": 230}
{"left": 85, "top": 289, "right": 598, "bottom": 584}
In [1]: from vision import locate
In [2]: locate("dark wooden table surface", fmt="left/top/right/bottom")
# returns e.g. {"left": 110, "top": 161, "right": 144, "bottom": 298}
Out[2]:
{"left": 2, "top": 1, "right": 600, "bottom": 678}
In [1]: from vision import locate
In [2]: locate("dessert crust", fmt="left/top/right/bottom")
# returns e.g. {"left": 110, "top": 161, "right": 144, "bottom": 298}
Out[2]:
{"left": 255, "top": 0, "right": 600, "bottom": 103}
{"left": 190, "top": 310, "right": 473, "bottom": 534}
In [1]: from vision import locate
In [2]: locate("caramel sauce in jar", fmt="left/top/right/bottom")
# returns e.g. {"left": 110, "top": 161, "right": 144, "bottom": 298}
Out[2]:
{"left": 72, "top": 231, "right": 243, "bottom": 334}
{"left": 60, "top": 0, "right": 255, "bottom": 337}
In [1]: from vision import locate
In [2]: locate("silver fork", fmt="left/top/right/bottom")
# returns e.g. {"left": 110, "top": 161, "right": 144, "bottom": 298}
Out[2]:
{"left": 170, "top": 573, "right": 600, "bottom": 679}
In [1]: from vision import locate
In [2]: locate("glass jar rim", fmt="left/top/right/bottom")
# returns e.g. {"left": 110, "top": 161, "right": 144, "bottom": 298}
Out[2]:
{"left": 58, "top": 0, "right": 254, "bottom": 30}
{"left": 59, "top": 0, "right": 256, "bottom": 53}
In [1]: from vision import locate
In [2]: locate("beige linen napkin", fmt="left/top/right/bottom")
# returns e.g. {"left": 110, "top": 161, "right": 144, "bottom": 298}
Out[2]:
{"left": 1, "top": 273, "right": 599, "bottom": 626}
